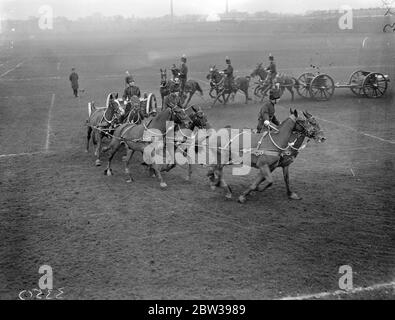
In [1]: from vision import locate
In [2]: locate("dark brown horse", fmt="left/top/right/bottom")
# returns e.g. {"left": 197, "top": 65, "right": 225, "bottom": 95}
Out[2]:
{"left": 86, "top": 93, "right": 124, "bottom": 166}
{"left": 159, "top": 68, "right": 180, "bottom": 108}
{"left": 102, "top": 106, "right": 189, "bottom": 188}
{"left": 206, "top": 65, "right": 251, "bottom": 106}
{"left": 250, "top": 63, "right": 299, "bottom": 101}
{"left": 203, "top": 109, "right": 324, "bottom": 203}
{"left": 170, "top": 65, "right": 204, "bottom": 108}
{"left": 255, "top": 110, "right": 326, "bottom": 200}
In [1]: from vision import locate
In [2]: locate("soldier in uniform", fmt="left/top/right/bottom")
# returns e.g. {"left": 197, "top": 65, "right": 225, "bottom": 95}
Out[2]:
{"left": 69, "top": 67, "right": 79, "bottom": 97}
{"left": 256, "top": 86, "right": 281, "bottom": 133}
{"left": 179, "top": 54, "right": 188, "bottom": 98}
{"left": 163, "top": 92, "right": 183, "bottom": 110}
{"left": 223, "top": 56, "right": 234, "bottom": 92}
{"left": 122, "top": 81, "right": 141, "bottom": 101}
{"left": 265, "top": 54, "right": 277, "bottom": 85}
{"left": 125, "top": 71, "right": 134, "bottom": 87}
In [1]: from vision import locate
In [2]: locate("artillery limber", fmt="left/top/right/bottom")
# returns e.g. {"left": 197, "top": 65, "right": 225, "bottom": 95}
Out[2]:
{"left": 296, "top": 70, "right": 390, "bottom": 101}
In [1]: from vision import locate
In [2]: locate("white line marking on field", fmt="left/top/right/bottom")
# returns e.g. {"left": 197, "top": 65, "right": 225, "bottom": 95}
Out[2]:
{"left": 0, "top": 60, "right": 25, "bottom": 78}
{"left": 316, "top": 116, "right": 395, "bottom": 145}
{"left": 0, "top": 151, "right": 47, "bottom": 159}
{"left": 280, "top": 281, "right": 395, "bottom": 300}
{"left": 276, "top": 105, "right": 395, "bottom": 145}
{"left": 45, "top": 93, "right": 56, "bottom": 152}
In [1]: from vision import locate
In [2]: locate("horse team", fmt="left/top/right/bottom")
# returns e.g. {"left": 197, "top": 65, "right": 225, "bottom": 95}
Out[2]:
{"left": 86, "top": 64, "right": 326, "bottom": 203}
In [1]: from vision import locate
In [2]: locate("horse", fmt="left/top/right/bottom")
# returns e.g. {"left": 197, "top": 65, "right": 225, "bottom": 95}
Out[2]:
{"left": 255, "top": 110, "right": 326, "bottom": 200}
{"left": 159, "top": 68, "right": 180, "bottom": 108}
{"left": 250, "top": 63, "right": 299, "bottom": 101}
{"left": 102, "top": 106, "right": 190, "bottom": 188}
{"left": 86, "top": 93, "right": 124, "bottom": 166}
{"left": 158, "top": 104, "right": 212, "bottom": 181}
{"left": 206, "top": 65, "right": 251, "bottom": 106}
{"left": 203, "top": 109, "right": 324, "bottom": 203}
{"left": 170, "top": 65, "right": 204, "bottom": 108}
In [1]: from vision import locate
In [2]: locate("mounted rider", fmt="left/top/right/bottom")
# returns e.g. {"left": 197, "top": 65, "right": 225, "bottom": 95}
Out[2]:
{"left": 257, "top": 86, "right": 281, "bottom": 133}
{"left": 179, "top": 54, "right": 188, "bottom": 97}
{"left": 123, "top": 80, "right": 141, "bottom": 101}
{"left": 265, "top": 54, "right": 277, "bottom": 85}
{"left": 223, "top": 56, "right": 235, "bottom": 92}
{"left": 125, "top": 71, "right": 134, "bottom": 87}
{"left": 163, "top": 91, "right": 183, "bottom": 110}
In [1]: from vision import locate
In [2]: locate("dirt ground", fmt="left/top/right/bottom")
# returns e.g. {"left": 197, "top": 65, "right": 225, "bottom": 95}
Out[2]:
{"left": 0, "top": 28, "right": 394, "bottom": 300}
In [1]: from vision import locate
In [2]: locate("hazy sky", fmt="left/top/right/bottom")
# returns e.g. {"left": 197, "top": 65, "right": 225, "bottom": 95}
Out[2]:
{"left": 0, "top": 0, "right": 386, "bottom": 19}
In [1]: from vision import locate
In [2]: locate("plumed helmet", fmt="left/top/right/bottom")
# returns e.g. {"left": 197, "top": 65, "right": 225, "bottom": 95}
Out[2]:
{"left": 181, "top": 54, "right": 187, "bottom": 62}
{"left": 225, "top": 56, "right": 231, "bottom": 64}
{"left": 269, "top": 54, "right": 274, "bottom": 60}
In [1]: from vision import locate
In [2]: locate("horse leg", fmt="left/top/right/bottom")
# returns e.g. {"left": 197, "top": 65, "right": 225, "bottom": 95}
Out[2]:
{"left": 151, "top": 163, "right": 167, "bottom": 188}
{"left": 104, "top": 139, "right": 122, "bottom": 176}
{"left": 287, "top": 87, "right": 294, "bottom": 101}
{"left": 124, "top": 148, "right": 135, "bottom": 183}
{"left": 86, "top": 125, "right": 92, "bottom": 152}
{"left": 217, "top": 166, "right": 232, "bottom": 199}
{"left": 94, "top": 132, "right": 102, "bottom": 166}
{"left": 238, "top": 164, "right": 272, "bottom": 203}
{"left": 282, "top": 166, "right": 301, "bottom": 200}
{"left": 245, "top": 88, "right": 251, "bottom": 103}
{"left": 184, "top": 92, "right": 193, "bottom": 108}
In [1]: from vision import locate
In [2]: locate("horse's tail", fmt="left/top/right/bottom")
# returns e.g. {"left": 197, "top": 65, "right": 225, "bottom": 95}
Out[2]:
{"left": 195, "top": 82, "right": 203, "bottom": 96}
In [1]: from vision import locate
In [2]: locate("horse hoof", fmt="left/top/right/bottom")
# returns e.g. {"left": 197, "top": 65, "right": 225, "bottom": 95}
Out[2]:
{"left": 160, "top": 182, "right": 167, "bottom": 188}
{"left": 85, "top": 149, "right": 89, "bottom": 153}
{"left": 95, "top": 160, "right": 101, "bottom": 166}
{"left": 126, "top": 179, "right": 133, "bottom": 183}
{"left": 289, "top": 192, "right": 302, "bottom": 200}
{"left": 238, "top": 196, "right": 246, "bottom": 204}
{"left": 225, "top": 193, "right": 232, "bottom": 199}
{"left": 104, "top": 169, "right": 112, "bottom": 176}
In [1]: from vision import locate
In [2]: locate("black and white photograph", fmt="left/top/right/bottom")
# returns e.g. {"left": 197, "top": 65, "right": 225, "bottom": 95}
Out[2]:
{"left": 0, "top": 0, "right": 394, "bottom": 305}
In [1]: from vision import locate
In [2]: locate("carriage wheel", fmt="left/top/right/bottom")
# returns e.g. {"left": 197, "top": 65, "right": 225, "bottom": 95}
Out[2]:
{"left": 296, "top": 72, "right": 314, "bottom": 98}
{"left": 349, "top": 70, "right": 369, "bottom": 96}
{"left": 362, "top": 72, "right": 388, "bottom": 98}
{"left": 309, "top": 74, "right": 335, "bottom": 101}
{"left": 146, "top": 93, "right": 158, "bottom": 114}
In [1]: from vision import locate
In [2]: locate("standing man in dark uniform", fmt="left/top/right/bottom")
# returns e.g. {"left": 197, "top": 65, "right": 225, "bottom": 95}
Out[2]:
{"left": 265, "top": 54, "right": 277, "bottom": 85}
{"left": 223, "top": 56, "right": 234, "bottom": 92}
{"left": 69, "top": 67, "right": 79, "bottom": 97}
{"left": 256, "top": 86, "right": 281, "bottom": 133}
{"left": 179, "top": 54, "right": 188, "bottom": 98}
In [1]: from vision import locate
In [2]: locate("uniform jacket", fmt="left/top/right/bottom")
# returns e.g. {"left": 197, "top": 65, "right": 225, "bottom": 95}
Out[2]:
{"left": 260, "top": 101, "right": 276, "bottom": 122}
{"left": 179, "top": 63, "right": 188, "bottom": 79}
{"left": 123, "top": 85, "right": 141, "bottom": 100}
{"left": 223, "top": 64, "right": 234, "bottom": 78}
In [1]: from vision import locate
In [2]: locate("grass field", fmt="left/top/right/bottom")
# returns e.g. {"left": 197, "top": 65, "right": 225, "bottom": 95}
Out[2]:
{"left": 0, "top": 27, "right": 394, "bottom": 299}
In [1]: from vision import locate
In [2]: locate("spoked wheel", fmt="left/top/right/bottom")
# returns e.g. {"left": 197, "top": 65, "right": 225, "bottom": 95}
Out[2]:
{"left": 296, "top": 72, "right": 314, "bottom": 98}
{"left": 309, "top": 74, "right": 335, "bottom": 101}
{"left": 146, "top": 93, "right": 158, "bottom": 114}
{"left": 348, "top": 70, "right": 369, "bottom": 96}
{"left": 362, "top": 72, "right": 388, "bottom": 98}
